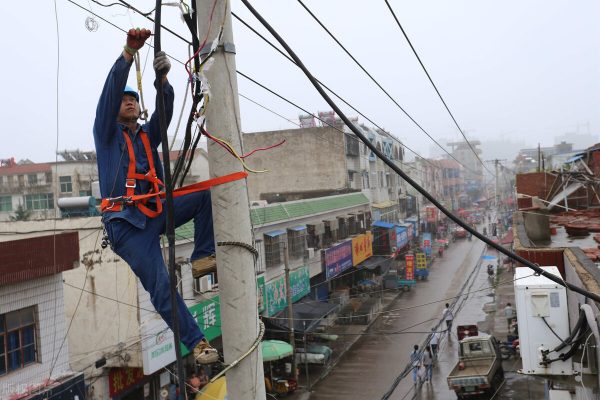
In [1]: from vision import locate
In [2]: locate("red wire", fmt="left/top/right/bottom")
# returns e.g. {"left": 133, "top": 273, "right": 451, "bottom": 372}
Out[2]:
{"left": 240, "top": 140, "right": 286, "bottom": 159}
{"left": 200, "top": 126, "right": 286, "bottom": 159}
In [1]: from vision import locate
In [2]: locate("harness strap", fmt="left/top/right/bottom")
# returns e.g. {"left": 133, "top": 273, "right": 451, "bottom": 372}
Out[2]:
{"left": 101, "top": 131, "right": 248, "bottom": 218}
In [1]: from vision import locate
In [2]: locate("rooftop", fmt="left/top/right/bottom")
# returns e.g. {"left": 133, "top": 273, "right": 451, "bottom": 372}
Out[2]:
{"left": 175, "top": 192, "right": 370, "bottom": 241}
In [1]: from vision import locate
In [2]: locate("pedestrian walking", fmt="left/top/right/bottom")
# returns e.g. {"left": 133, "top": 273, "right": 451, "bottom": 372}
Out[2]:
{"left": 429, "top": 328, "right": 440, "bottom": 360}
{"left": 504, "top": 303, "right": 515, "bottom": 330}
{"left": 410, "top": 344, "right": 420, "bottom": 385}
{"left": 422, "top": 346, "right": 433, "bottom": 383}
{"left": 442, "top": 303, "right": 454, "bottom": 334}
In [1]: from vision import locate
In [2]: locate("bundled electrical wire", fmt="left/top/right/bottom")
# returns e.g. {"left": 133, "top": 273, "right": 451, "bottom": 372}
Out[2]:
{"left": 541, "top": 308, "right": 591, "bottom": 365}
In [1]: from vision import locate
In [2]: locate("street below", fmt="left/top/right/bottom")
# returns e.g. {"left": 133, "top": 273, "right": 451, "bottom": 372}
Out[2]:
{"left": 306, "top": 234, "right": 502, "bottom": 400}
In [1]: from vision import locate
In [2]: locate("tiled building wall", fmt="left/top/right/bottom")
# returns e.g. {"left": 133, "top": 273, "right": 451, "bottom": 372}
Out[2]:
{"left": 0, "top": 274, "right": 70, "bottom": 396}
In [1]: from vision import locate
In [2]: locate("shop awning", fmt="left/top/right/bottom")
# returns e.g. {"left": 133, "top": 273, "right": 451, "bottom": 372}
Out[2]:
{"left": 261, "top": 340, "right": 293, "bottom": 362}
{"left": 372, "top": 200, "right": 396, "bottom": 209}
{"left": 264, "top": 229, "right": 286, "bottom": 237}
{"left": 372, "top": 220, "right": 395, "bottom": 229}
{"left": 355, "top": 255, "right": 392, "bottom": 273}
{"left": 269, "top": 301, "right": 340, "bottom": 333}
{"left": 289, "top": 225, "right": 307, "bottom": 231}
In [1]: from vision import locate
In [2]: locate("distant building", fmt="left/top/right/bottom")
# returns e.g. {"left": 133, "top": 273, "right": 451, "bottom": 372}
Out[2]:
{"left": 0, "top": 149, "right": 209, "bottom": 222}
{"left": 447, "top": 139, "right": 484, "bottom": 201}
{"left": 243, "top": 117, "right": 409, "bottom": 222}
{"left": 513, "top": 141, "right": 578, "bottom": 173}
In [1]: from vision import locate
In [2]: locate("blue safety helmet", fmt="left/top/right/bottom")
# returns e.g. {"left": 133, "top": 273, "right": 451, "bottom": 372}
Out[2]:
{"left": 123, "top": 85, "right": 139, "bottom": 102}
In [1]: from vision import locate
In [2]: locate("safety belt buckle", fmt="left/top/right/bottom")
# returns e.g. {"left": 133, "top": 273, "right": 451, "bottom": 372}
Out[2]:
{"left": 125, "top": 179, "right": 136, "bottom": 188}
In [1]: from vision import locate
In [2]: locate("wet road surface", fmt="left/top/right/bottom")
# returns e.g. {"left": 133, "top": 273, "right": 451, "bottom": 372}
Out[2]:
{"left": 307, "top": 237, "right": 490, "bottom": 400}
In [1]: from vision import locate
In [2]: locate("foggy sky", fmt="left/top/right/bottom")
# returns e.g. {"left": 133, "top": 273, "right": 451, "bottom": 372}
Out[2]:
{"left": 2, "top": 0, "right": 599, "bottom": 163}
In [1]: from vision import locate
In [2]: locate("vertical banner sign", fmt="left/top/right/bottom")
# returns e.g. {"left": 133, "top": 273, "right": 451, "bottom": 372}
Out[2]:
{"left": 324, "top": 240, "right": 353, "bottom": 279}
{"left": 422, "top": 232, "right": 432, "bottom": 257}
{"left": 426, "top": 206, "right": 437, "bottom": 223}
{"left": 405, "top": 254, "right": 415, "bottom": 281}
{"left": 416, "top": 252, "right": 427, "bottom": 270}
{"left": 352, "top": 231, "right": 373, "bottom": 265}
{"left": 395, "top": 226, "right": 408, "bottom": 250}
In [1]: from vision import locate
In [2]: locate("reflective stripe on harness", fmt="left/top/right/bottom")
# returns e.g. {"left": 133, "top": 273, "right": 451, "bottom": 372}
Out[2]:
{"left": 101, "top": 130, "right": 248, "bottom": 217}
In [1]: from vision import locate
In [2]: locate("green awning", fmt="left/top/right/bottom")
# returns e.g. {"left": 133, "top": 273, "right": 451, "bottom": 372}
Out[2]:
{"left": 261, "top": 340, "right": 293, "bottom": 362}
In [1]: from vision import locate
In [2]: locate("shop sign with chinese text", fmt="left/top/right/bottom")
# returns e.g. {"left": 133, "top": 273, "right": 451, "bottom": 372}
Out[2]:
{"left": 352, "top": 232, "right": 373, "bottom": 265}
{"left": 416, "top": 252, "right": 427, "bottom": 270}
{"left": 109, "top": 368, "right": 145, "bottom": 397}
{"left": 405, "top": 254, "right": 415, "bottom": 281}
{"left": 395, "top": 226, "right": 408, "bottom": 250}
{"left": 426, "top": 206, "right": 437, "bottom": 223}
{"left": 264, "top": 266, "right": 310, "bottom": 316}
{"left": 324, "top": 240, "right": 353, "bottom": 279}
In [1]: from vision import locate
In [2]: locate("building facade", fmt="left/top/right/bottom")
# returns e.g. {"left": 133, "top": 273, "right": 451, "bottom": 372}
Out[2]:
{"left": 243, "top": 119, "right": 408, "bottom": 221}
{"left": 0, "top": 232, "right": 84, "bottom": 399}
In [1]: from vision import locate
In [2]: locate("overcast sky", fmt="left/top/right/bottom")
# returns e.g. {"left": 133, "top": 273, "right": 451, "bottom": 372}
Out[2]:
{"left": 2, "top": 0, "right": 600, "bottom": 163}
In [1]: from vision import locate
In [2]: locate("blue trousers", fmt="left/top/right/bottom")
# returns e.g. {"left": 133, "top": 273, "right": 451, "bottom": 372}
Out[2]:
{"left": 105, "top": 191, "right": 214, "bottom": 350}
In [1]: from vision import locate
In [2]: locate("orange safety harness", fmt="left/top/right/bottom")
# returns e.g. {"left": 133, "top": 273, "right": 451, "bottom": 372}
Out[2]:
{"left": 100, "top": 130, "right": 247, "bottom": 217}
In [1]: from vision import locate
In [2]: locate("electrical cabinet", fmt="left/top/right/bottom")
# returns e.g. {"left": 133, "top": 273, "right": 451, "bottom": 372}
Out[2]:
{"left": 514, "top": 266, "right": 572, "bottom": 375}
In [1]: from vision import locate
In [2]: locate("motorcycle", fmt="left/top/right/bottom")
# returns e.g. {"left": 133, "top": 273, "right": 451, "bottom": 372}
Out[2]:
{"left": 499, "top": 338, "right": 520, "bottom": 360}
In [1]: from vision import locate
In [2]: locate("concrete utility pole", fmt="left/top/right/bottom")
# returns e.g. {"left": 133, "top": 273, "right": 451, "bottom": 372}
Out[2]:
{"left": 196, "top": 2, "right": 266, "bottom": 399}
{"left": 283, "top": 243, "right": 297, "bottom": 379}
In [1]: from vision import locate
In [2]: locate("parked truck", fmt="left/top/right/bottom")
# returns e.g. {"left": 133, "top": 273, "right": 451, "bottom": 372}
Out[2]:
{"left": 447, "top": 334, "right": 504, "bottom": 399}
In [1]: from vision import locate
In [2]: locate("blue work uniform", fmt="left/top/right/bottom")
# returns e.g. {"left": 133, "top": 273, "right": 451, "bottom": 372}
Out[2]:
{"left": 94, "top": 54, "right": 214, "bottom": 350}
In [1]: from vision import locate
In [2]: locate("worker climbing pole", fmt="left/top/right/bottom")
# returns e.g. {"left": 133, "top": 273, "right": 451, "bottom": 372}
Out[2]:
{"left": 93, "top": 6, "right": 248, "bottom": 399}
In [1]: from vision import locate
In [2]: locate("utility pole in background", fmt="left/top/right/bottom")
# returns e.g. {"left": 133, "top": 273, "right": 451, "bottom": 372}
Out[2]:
{"left": 283, "top": 243, "right": 297, "bottom": 379}
{"left": 196, "top": 2, "right": 266, "bottom": 399}
{"left": 486, "top": 159, "right": 506, "bottom": 212}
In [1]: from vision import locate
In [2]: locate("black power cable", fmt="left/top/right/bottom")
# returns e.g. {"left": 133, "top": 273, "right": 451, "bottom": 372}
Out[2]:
{"left": 172, "top": 3, "right": 203, "bottom": 187}
{"left": 295, "top": 0, "right": 476, "bottom": 175}
{"left": 383, "top": 0, "right": 494, "bottom": 177}
{"left": 153, "top": 0, "right": 186, "bottom": 389}
{"left": 240, "top": 0, "right": 600, "bottom": 311}
{"left": 231, "top": 11, "right": 442, "bottom": 173}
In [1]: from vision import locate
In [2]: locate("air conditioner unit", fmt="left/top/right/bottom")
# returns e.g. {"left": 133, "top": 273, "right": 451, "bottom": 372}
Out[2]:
{"left": 304, "top": 248, "right": 315, "bottom": 259}
{"left": 194, "top": 274, "right": 213, "bottom": 293}
{"left": 514, "top": 266, "right": 572, "bottom": 376}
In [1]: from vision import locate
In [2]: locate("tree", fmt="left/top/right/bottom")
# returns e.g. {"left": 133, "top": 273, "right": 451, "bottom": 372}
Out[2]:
{"left": 10, "top": 204, "right": 31, "bottom": 221}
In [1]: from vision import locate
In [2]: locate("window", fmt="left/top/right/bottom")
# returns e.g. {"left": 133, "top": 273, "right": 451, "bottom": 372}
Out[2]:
{"left": 17, "top": 175, "right": 24, "bottom": 187}
{"left": 345, "top": 134, "right": 359, "bottom": 156}
{"left": 287, "top": 228, "right": 307, "bottom": 259}
{"left": 0, "top": 196, "right": 11, "bottom": 212}
{"left": 59, "top": 176, "right": 72, "bottom": 193}
{"left": 264, "top": 232, "right": 286, "bottom": 268}
{"left": 0, "top": 307, "right": 37, "bottom": 376}
{"left": 27, "top": 174, "right": 37, "bottom": 186}
{"left": 45, "top": 172, "right": 52, "bottom": 185}
{"left": 25, "top": 193, "right": 54, "bottom": 210}
{"left": 79, "top": 190, "right": 92, "bottom": 197}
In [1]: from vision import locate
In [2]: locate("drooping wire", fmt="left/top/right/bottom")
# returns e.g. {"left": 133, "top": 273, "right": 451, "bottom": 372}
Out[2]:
{"left": 240, "top": 0, "right": 600, "bottom": 305}
{"left": 231, "top": 11, "right": 443, "bottom": 173}
{"left": 383, "top": 0, "right": 494, "bottom": 177}
{"left": 295, "top": 0, "right": 476, "bottom": 175}
{"left": 200, "top": 126, "right": 269, "bottom": 173}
